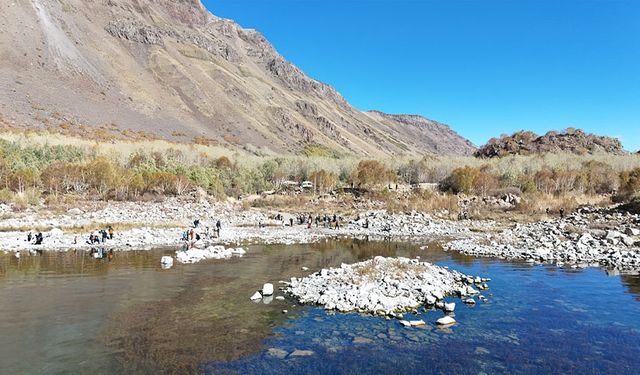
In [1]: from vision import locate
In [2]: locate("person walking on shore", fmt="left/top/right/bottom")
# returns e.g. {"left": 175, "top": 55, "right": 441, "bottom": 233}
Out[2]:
{"left": 216, "top": 220, "right": 221, "bottom": 237}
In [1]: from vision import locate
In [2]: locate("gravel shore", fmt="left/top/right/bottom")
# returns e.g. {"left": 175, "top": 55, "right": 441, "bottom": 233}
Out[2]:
{"left": 446, "top": 207, "right": 640, "bottom": 272}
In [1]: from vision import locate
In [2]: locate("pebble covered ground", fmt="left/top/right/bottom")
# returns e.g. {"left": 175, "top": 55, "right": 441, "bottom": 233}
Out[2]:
{"left": 447, "top": 206, "right": 640, "bottom": 271}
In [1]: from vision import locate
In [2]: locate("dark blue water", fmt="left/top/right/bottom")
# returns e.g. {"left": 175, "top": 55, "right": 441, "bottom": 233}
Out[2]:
{"left": 207, "top": 256, "right": 640, "bottom": 374}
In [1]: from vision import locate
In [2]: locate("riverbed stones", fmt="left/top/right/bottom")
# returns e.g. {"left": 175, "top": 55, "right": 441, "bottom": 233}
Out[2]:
{"left": 0, "top": 195, "right": 498, "bottom": 253}
{"left": 176, "top": 245, "right": 244, "bottom": 264}
{"left": 262, "top": 283, "right": 274, "bottom": 296}
{"left": 160, "top": 256, "right": 173, "bottom": 268}
{"left": 289, "top": 349, "right": 314, "bottom": 357}
{"left": 626, "top": 227, "right": 640, "bottom": 236}
{"left": 352, "top": 336, "right": 374, "bottom": 344}
{"left": 266, "top": 348, "right": 288, "bottom": 359}
{"left": 285, "top": 256, "right": 489, "bottom": 315}
{"left": 67, "top": 208, "right": 83, "bottom": 216}
{"left": 446, "top": 207, "right": 640, "bottom": 271}
{"left": 444, "top": 302, "right": 456, "bottom": 312}
{"left": 250, "top": 291, "right": 262, "bottom": 300}
{"left": 436, "top": 316, "right": 456, "bottom": 326}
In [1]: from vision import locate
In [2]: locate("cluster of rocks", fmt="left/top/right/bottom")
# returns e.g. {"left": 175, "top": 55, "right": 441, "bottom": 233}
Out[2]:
{"left": 0, "top": 197, "right": 487, "bottom": 252}
{"left": 343, "top": 210, "right": 486, "bottom": 238}
{"left": 175, "top": 246, "right": 246, "bottom": 264}
{"left": 0, "top": 198, "right": 248, "bottom": 230}
{"left": 284, "top": 256, "right": 490, "bottom": 321}
{"left": 459, "top": 194, "right": 522, "bottom": 214}
{"left": 475, "top": 128, "right": 625, "bottom": 158}
{"left": 447, "top": 207, "right": 640, "bottom": 270}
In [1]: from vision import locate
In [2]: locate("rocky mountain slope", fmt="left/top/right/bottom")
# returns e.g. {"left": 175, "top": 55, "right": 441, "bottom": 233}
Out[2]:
{"left": 0, "top": 0, "right": 475, "bottom": 157}
{"left": 475, "top": 128, "right": 625, "bottom": 158}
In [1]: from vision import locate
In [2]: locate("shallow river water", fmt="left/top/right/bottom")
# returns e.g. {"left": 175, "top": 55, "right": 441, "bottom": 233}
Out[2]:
{"left": 1, "top": 240, "right": 639, "bottom": 374}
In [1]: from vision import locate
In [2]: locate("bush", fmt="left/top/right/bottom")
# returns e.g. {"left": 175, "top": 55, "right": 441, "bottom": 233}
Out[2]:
{"left": 308, "top": 170, "right": 338, "bottom": 193}
{"left": 353, "top": 160, "right": 395, "bottom": 188}
{"left": 0, "top": 188, "right": 13, "bottom": 204}
{"left": 620, "top": 167, "right": 640, "bottom": 196}
{"left": 581, "top": 160, "right": 619, "bottom": 194}
{"left": 440, "top": 166, "right": 504, "bottom": 196}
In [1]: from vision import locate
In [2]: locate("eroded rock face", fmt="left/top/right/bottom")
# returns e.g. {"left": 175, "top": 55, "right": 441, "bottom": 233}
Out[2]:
{"left": 105, "top": 19, "right": 166, "bottom": 45}
{"left": 285, "top": 256, "right": 490, "bottom": 315}
{"left": 475, "top": 128, "right": 625, "bottom": 158}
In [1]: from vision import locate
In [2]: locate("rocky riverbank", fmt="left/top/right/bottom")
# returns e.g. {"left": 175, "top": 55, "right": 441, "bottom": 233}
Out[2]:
{"left": 446, "top": 207, "right": 640, "bottom": 271}
{"left": 284, "top": 256, "right": 490, "bottom": 319}
{"left": 0, "top": 198, "right": 486, "bottom": 252}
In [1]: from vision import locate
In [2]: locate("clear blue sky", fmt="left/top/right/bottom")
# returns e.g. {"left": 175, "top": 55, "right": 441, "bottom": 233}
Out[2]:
{"left": 204, "top": 0, "right": 640, "bottom": 151}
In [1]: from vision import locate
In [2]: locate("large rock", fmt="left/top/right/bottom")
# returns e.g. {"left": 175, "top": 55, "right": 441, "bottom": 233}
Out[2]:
{"left": 625, "top": 227, "right": 640, "bottom": 236}
{"left": 250, "top": 291, "right": 262, "bottom": 300}
{"left": 289, "top": 350, "right": 315, "bottom": 357}
{"left": 436, "top": 316, "right": 456, "bottom": 325}
{"left": 160, "top": 256, "right": 174, "bottom": 268}
{"left": 262, "top": 283, "right": 274, "bottom": 296}
{"left": 266, "top": 348, "right": 288, "bottom": 359}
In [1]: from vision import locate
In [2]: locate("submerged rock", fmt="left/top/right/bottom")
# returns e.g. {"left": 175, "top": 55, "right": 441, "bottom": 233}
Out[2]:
{"left": 266, "top": 348, "right": 288, "bottom": 359}
{"left": 436, "top": 316, "right": 456, "bottom": 326}
{"left": 289, "top": 349, "right": 314, "bottom": 357}
{"left": 352, "top": 336, "right": 374, "bottom": 344}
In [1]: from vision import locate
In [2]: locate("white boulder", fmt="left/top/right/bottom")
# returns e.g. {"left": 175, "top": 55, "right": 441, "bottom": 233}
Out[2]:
{"left": 250, "top": 291, "right": 262, "bottom": 300}
{"left": 436, "top": 316, "right": 456, "bottom": 325}
{"left": 161, "top": 256, "right": 174, "bottom": 267}
{"left": 262, "top": 283, "right": 274, "bottom": 296}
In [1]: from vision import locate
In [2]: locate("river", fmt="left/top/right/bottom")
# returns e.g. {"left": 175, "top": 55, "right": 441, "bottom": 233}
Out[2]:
{"left": 1, "top": 240, "right": 639, "bottom": 374}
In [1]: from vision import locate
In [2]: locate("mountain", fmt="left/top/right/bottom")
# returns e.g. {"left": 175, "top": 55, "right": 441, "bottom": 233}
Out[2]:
{"left": 0, "top": 0, "right": 474, "bottom": 157}
{"left": 475, "top": 128, "right": 625, "bottom": 158}
{"left": 365, "top": 111, "right": 476, "bottom": 156}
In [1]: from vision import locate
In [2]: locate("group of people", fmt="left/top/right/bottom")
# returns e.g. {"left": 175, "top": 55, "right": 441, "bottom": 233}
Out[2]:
{"left": 181, "top": 219, "right": 222, "bottom": 243}
{"left": 272, "top": 213, "right": 343, "bottom": 229}
{"left": 87, "top": 226, "right": 115, "bottom": 245}
{"left": 26, "top": 232, "right": 44, "bottom": 245}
